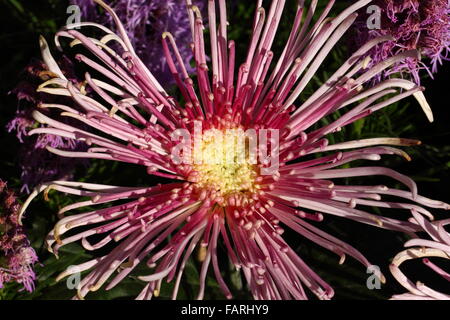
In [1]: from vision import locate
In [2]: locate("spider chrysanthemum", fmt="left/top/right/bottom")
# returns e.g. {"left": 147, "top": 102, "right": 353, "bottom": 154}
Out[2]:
{"left": 20, "top": 0, "right": 448, "bottom": 300}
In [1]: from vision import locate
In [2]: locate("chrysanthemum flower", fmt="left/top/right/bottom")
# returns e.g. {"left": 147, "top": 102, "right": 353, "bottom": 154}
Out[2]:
{"left": 354, "top": 0, "right": 450, "bottom": 83}
{"left": 390, "top": 211, "right": 450, "bottom": 300}
{"left": 0, "top": 180, "right": 38, "bottom": 292}
{"left": 20, "top": 0, "right": 447, "bottom": 299}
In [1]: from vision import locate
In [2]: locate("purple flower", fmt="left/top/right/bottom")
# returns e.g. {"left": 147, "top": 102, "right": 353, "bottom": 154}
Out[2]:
{"left": 7, "top": 56, "right": 88, "bottom": 193}
{"left": 0, "top": 180, "right": 38, "bottom": 292}
{"left": 354, "top": 0, "right": 450, "bottom": 83}
{"left": 6, "top": 110, "right": 34, "bottom": 144}
{"left": 71, "top": 0, "right": 204, "bottom": 86}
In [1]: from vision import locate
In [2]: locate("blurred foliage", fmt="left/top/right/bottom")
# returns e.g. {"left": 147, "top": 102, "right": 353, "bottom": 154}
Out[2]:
{"left": 0, "top": 0, "right": 449, "bottom": 300}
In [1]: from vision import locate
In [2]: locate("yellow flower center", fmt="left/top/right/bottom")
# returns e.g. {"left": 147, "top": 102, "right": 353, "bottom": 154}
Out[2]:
{"left": 192, "top": 128, "right": 258, "bottom": 196}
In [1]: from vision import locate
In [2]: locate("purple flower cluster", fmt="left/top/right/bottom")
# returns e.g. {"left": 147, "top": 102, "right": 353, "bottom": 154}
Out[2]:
{"left": 0, "top": 180, "right": 38, "bottom": 292}
{"left": 7, "top": 60, "right": 88, "bottom": 193}
{"left": 355, "top": 0, "right": 450, "bottom": 83}
{"left": 71, "top": 0, "right": 204, "bottom": 86}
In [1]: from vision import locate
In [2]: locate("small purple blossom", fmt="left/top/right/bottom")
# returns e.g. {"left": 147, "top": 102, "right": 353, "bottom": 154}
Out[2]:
{"left": 71, "top": 0, "right": 204, "bottom": 86}
{"left": 7, "top": 59, "right": 88, "bottom": 193}
{"left": 6, "top": 110, "right": 33, "bottom": 144}
{"left": 0, "top": 180, "right": 38, "bottom": 292}
{"left": 355, "top": 0, "right": 450, "bottom": 83}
